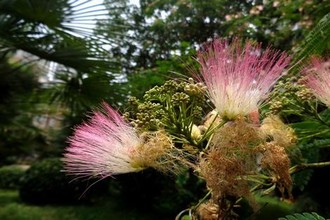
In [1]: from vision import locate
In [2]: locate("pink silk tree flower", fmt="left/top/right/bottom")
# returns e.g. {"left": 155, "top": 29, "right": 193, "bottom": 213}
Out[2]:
{"left": 303, "top": 58, "right": 330, "bottom": 107}
{"left": 63, "top": 103, "right": 144, "bottom": 179}
{"left": 197, "top": 38, "right": 290, "bottom": 120}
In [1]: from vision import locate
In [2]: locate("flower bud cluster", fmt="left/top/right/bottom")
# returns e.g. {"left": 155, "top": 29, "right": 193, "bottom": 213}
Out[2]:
{"left": 268, "top": 76, "right": 315, "bottom": 115}
{"left": 184, "top": 78, "right": 207, "bottom": 98}
{"left": 171, "top": 92, "right": 190, "bottom": 105}
{"left": 125, "top": 79, "right": 209, "bottom": 133}
{"left": 135, "top": 102, "right": 163, "bottom": 130}
{"left": 295, "top": 86, "right": 314, "bottom": 102}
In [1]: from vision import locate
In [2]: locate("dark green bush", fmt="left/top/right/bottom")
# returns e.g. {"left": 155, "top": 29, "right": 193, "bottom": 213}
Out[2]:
{"left": 19, "top": 158, "right": 109, "bottom": 205}
{"left": 0, "top": 165, "right": 27, "bottom": 189}
{"left": 114, "top": 169, "right": 206, "bottom": 216}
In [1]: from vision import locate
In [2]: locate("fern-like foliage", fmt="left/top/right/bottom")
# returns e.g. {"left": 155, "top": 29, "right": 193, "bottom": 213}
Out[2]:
{"left": 302, "top": 139, "right": 330, "bottom": 149}
{"left": 291, "top": 12, "right": 330, "bottom": 74}
{"left": 278, "top": 212, "right": 326, "bottom": 220}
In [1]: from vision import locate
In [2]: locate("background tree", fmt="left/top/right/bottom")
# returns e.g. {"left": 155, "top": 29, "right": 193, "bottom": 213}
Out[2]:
{"left": 98, "top": 0, "right": 329, "bottom": 79}
{"left": 0, "top": 57, "right": 43, "bottom": 164}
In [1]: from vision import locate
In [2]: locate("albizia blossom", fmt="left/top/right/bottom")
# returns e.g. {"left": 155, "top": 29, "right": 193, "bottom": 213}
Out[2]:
{"left": 303, "top": 58, "right": 330, "bottom": 107}
{"left": 63, "top": 103, "right": 145, "bottom": 178}
{"left": 198, "top": 38, "right": 290, "bottom": 120}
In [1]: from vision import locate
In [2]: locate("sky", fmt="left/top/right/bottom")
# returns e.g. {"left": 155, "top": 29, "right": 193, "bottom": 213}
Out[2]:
{"left": 69, "top": 0, "right": 140, "bottom": 36}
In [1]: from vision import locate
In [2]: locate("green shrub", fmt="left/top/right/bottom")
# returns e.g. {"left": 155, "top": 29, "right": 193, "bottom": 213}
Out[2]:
{"left": 114, "top": 169, "right": 205, "bottom": 215}
{"left": 19, "top": 158, "right": 108, "bottom": 205}
{"left": 0, "top": 165, "right": 28, "bottom": 189}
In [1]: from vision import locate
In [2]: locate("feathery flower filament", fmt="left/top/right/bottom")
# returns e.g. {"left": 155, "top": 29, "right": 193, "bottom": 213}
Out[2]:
{"left": 198, "top": 38, "right": 290, "bottom": 120}
{"left": 63, "top": 103, "right": 145, "bottom": 179}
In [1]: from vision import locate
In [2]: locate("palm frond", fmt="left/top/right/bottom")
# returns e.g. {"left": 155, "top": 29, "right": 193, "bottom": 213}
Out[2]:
{"left": 0, "top": 0, "right": 119, "bottom": 72}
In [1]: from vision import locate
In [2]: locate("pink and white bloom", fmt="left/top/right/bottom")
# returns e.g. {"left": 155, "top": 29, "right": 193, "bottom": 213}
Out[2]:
{"left": 303, "top": 58, "right": 330, "bottom": 107}
{"left": 63, "top": 103, "right": 144, "bottom": 179}
{"left": 197, "top": 39, "right": 290, "bottom": 120}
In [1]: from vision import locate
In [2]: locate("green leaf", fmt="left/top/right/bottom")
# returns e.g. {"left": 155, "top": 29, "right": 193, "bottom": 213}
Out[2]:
{"left": 320, "top": 108, "right": 330, "bottom": 123}
{"left": 291, "top": 12, "right": 330, "bottom": 73}
{"left": 292, "top": 169, "right": 313, "bottom": 191}
{"left": 303, "top": 139, "right": 330, "bottom": 149}
{"left": 278, "top": 212, "right": 325, "bottom": 220}
{"left": 291, "top": 120, "right": 330, "bottom": 140}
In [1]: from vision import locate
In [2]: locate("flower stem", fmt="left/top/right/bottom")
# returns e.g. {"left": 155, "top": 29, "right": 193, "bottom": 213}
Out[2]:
{"left": 193, "top": 190, "right": 212, "bottom": 210}
{"left": 290, "top": 161, "right": 330, "bottom": 173}
{"left": 175, "top": 209, "right": 190, "bottom": 220}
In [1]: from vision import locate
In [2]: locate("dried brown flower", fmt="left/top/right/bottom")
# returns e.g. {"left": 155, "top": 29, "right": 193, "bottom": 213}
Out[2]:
{"left": 195, "top": 201, "right": 219, "bottom": 220}
{"left": 259, "top": 143, "right": 292, "bottom": 199}
{"left": 260, "top": 115, "right": 296, "bottom": 148}
{"left": 199, "top": 119, "right": 261, "bottom": 202}
{"left": 133, "top": 130, "right": 190, "bottom": 174}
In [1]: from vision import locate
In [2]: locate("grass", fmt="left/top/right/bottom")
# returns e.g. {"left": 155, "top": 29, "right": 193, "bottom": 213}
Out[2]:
{"left": 0, "top": 190, "right": 167, "bottom": 220}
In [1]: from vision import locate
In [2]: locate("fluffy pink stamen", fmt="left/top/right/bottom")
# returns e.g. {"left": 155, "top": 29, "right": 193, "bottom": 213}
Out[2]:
{"left": 303, "top": 57, "right": 330, "bottom": 107}
{"left": 197, "top": 38, "right": 290, "bottom": 119}
{"left": 63, "top": 102, "right": 142, "bottom": 179}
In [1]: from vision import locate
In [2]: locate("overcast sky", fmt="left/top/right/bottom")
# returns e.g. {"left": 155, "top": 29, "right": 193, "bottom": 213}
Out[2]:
{"left": 70, "top": 0, "right": 139, "bottom": 34}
